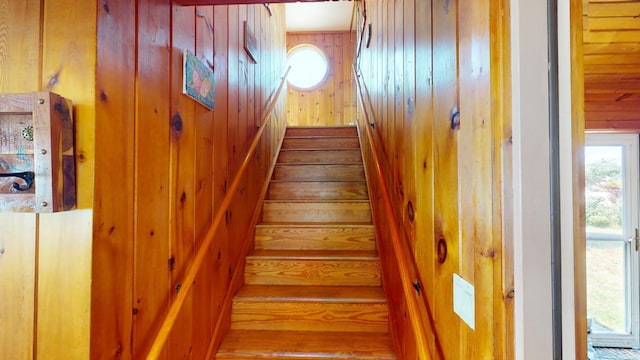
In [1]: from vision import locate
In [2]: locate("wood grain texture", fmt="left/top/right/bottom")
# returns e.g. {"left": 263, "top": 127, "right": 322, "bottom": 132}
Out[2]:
{"left": 132, "top": 1, "right": 172, "bottom": 358}
{"left": 583, "top": 0, "right": 640, "bottom": 129}
{"left": 282, "top": 136, "right": 360, "bottom": 149}
{"left": 262, "top": 201, "right": 372, "bottom": 223}
{"left": 458, "top": 0, "right": 495, "bottom": 357}
{"left": 217, "top": 330, "right": 396, "bottom": 360}
{"left": 272, "top": 164, "right": 365, "bottom": 181}
{"left": 244, "top": 250, "right": 381, "bottom": 286}
{"left": 356, "top": 0, "right": 511, "bottom": 357}
{"left": 92, "top": 0, "right": 136, "bottom": 358}
{"left": 37, "top": 210, "right": 92, "bottom": 359}
{"left": 0, "top": 0, "right": 42, "bottom": 92}
{"left": 255, "top": 224, "right": 376, "bottom": 250}
{"left": 286, "top": 126, "right": 357, "bottom": 137}
{"left": 218, "top": 126, "right": 395, "bottom": 358}
{"left": 231, "top": 299, "right": 388, "bottom": 332}
{"left": 2, "top": 1, "right": 288, "bottom": 359}
{"left": 267, "top": 181, "right": 368, "bottom": 200}
{"left": 0, "top": 213, "right": 36, "bottom": 360}
{"left": 277, "top": 149, "right": 363, "bottom": 164}
{"left": 286, "top": 32, "right": 356, "bottom": 127}
{"left": 192, "top": 5, "right": 215, "bottom": 359}
{"left": 572, "top": 0, "right": 588, "bottom": 358}
{"left": 167, "top": 5, "right": 196, "bottom": 359}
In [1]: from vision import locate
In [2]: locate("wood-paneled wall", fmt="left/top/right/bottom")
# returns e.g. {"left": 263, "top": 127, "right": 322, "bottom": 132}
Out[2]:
{"left": 92, "top": 2, "right": 286, "bottom": 359}
{"left": 1, "top": 1, "right": 287, "bottom": 359}
{"left": 355, "top": 0, "right": 512, "bottom": 358}
{"left": 0, "top": 1, "right": 95, "bottom": 359}
{"left": 286, "top": 32, "right": 356, "bottom": 126}
{"left": 583, "top": 0, "right": 640, "bottom": 130}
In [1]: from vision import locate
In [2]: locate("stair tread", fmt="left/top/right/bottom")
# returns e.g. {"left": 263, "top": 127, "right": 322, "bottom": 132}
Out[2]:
{"left": 276, "top": 161, "right": 363, "bottom": 165}
{"left": 263, "top": 199, "right": 370, "bottom": 204}
{"left": 268, "top": 180, "right": 366, "bottom": 183}
{"left": 260, "top": 222, "right": 374, "bottom": 226}
{"left": 217, "top": 330, "right": 396, "bottom": 359}
{"left": 235, "top": 285, "right": 386, "bottom": 302}
{"left": 284, "top": 136, "right": 359, "bottom": 139}
{"left": 256, "top": 223, "right": 375, "bottom": 229}
{"left": 248, "top": 250, "right": 379, "bottom": 260}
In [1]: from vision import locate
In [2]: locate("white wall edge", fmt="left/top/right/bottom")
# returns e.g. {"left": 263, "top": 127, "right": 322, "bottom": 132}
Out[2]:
{"left": 510, "top": 0, "right": 554, "bottom": 358}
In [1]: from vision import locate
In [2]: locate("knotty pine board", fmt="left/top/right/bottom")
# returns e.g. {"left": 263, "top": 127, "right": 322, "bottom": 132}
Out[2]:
{"left": 92, "top": 0, "right": 136, "bottom": 357}
{"left": 286, "top": 32, "right": 356, "bottom": 127}
{"left": 356, "top": 0, "right": 512, "bottom": 358}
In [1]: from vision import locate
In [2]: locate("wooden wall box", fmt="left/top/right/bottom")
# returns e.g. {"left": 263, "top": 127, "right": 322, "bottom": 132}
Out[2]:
{"left": 0, "top": 92, "right": 76, "bottom": 212}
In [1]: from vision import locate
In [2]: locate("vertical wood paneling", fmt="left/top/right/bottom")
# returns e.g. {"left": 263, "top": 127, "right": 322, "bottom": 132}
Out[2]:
{"left": 41, "top": 0, "right": 96, "bottom": 209}
{"left": 192, "top": 6, "right": 215, "bottom": 359}
{"left": 37, "top": 211, "right": 92, "bottom": 359}
{"left": 168, "top": 5, "right": 196, "bottom": 359}
{"left": 571, "top": 0, "right": 587, "bottom": 358}
{"left": 286, "top": 32, "right": 356, "bottom": 126}
{"left": 92, "top": 0, "right": 136, "bottom": 358}
{"left": 0, "top": 214, "right": 36, "bottom": 360}
{"left": 211, "top": 8, "right": 231, "bottom": 340}
{"left": 457, "top": 0, "right": 495, "bottom": 357}
{"left": 0, "top": 0, "right": 42, "bottom": 91}
{"left": 2, "top": 1, "right": 287, "bottom": 359}
{"left": 38, "top": 1, "right": 96, "bottom": 358}
{"left": 133, "top": 0, "right": 172, "bottom": 357}
{"left": 431, "top": 1, "right": 462, "bottom": 358}
{"left": 491, "top": 0, "right": 513, "bottom": 358}
{"left": 357, "top": 0, "right": 511, "bottom": 358}
{"left": 413, "top": 0, "right": 436, "bottom": 355}
{"left": 0, "top": 1, "right": 41, "bottom": 358}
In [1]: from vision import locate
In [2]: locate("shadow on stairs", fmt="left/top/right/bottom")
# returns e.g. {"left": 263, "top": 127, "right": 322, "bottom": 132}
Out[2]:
{"left": 216, "top": 126, "right": 396, "bottom": 360}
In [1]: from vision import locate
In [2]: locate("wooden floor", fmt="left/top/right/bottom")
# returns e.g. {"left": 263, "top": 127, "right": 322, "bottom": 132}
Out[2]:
{"left": 217, "top": 126, "right": 396, "bottom": 359}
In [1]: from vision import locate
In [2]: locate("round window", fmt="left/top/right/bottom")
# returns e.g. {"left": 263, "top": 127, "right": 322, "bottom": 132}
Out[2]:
{"left": 286, "top": 45, "right": 329, "bottom": 90}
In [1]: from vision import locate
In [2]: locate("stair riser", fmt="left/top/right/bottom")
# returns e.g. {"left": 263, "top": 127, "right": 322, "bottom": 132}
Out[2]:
{"left": 267, "top": 182, "right": 368, "bottom": 200}
{"left": 277, "top": 150, "right": 362, "bottom": 164}
{"left": 255, "top": 226, "right": 376, "bottom": 251}
{"left": 244, "top": 259, "right": 381, "bottom": 286}
{"left": 231, "top": 301, "right": 388, "bottom": 332}
{"left": 272, "top": 164, "right": 365, "bottom": 182}
{"left": 286, "top": 127, "right": 358, "bottom": 137}
{"left": 262, "top": 202, "right": 372, "bottom": 223}
{"left": 282, "top": 137, "right": 360, "bottom": 150}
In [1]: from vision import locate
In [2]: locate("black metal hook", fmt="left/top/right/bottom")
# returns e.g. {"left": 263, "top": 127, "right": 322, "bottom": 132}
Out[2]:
{"left": 0, "top": 171, "right": 35, "bottom": 191}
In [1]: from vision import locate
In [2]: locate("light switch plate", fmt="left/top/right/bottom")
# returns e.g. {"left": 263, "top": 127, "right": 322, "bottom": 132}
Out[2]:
{"left": 453, "top": 273, "right": 475, "bottom": 330}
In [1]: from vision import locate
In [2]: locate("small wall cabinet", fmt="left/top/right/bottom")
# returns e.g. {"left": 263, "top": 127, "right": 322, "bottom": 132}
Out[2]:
{"left": 0, "top": 92, "right": 76, "bottom": 212}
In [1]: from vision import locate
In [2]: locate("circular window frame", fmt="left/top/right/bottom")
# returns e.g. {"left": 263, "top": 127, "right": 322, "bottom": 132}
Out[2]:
{"left": 286, "top": 44, "right": 330, "bottom": 91}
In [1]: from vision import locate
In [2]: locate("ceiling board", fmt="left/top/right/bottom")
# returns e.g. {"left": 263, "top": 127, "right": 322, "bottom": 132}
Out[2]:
{"left": 286, "top": 2, "right": 354, "bottom": 32}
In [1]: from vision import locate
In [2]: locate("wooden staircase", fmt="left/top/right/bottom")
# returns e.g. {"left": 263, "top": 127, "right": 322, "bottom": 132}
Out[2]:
{"left": 217, "top": 127, "right": 396, "bottom": 360}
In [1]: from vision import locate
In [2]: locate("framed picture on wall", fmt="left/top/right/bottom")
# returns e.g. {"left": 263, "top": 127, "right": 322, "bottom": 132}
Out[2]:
{"left": 183, "top": 49, "right": 215, "bottom": 110}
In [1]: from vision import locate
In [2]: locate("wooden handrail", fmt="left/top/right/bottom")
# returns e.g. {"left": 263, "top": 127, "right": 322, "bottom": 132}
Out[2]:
{"left": 146, "top": 67, "right": 290, "bottom": 360}
{"left": 353, "top": 69, "right": 433, "bottom": 360}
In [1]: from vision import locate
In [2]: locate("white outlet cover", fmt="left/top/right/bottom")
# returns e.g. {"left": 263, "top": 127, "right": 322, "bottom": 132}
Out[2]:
{"left": 453, "top": 273, "right": 475, "bottom": 330}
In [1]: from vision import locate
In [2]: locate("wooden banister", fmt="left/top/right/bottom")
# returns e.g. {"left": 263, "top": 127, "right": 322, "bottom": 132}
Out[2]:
{"left": 353, "top": 68, "right": 433, "bottom": 360}
{"left": 145, "top": 67, "right": 290, "bottom": 360}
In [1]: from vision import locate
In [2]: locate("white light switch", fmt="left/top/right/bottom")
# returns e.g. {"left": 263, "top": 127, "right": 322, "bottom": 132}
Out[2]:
{"left": 453, "top": 273, "right": 475, "bottom": 330}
